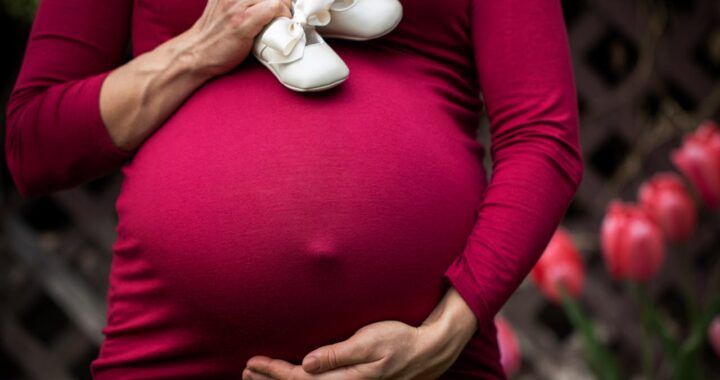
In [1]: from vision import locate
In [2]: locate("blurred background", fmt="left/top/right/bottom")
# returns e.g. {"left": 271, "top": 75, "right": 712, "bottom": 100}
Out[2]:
{"left": 0, "top": 0, "right": 719, "bottom": 379}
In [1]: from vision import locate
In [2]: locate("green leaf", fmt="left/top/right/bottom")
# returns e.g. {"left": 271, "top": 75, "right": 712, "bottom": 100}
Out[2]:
{"left": 559, "top": 286, "right": 622, "bottom": 380}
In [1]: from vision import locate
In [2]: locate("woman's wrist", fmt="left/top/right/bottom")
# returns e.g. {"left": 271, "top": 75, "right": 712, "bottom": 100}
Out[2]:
{"left": 421, "top": 286, "right": 478, "bottom": 337}
{"left": 157, "top": 28, "right": 220, "bottom": 82}
{"left": 414, "top": 286, "right": 479, "bottom": 370}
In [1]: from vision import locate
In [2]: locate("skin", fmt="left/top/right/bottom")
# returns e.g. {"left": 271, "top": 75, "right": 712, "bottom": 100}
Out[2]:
{"left": 98, "top": 0, "right": 480, "bottom": 378}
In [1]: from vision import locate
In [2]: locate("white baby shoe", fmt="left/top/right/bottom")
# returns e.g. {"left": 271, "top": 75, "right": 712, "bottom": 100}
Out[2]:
{"left": 315, "top": 0, "right": 403, "bottom": 41}
{"left": 253, "top": 0, "right": 350, "bottom": 92}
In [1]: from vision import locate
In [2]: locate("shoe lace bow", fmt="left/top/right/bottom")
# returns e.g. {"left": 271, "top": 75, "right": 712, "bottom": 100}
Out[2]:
{"left": 256, "top": 0, "right": 338, "bottom": 64}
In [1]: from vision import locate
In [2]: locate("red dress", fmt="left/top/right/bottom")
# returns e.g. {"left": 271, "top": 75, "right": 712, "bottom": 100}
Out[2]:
{"left": 5, "top": 0, "right": 583, "bottom": 378}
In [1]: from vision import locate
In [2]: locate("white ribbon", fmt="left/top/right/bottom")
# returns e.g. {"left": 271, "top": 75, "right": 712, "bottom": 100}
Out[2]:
{"left": 257, "top": 0, "right": 336, "bottom": 64}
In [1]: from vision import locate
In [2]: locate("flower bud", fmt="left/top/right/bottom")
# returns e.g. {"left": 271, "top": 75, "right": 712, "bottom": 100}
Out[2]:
{"left": 671, "top": 120, "right": 720, "bottom": 209}
{"left": 638, "top": 172, "right": 697, "bottom": 243}
{"left": 600, "top": 200, "right": 665, "bottom": 282}
{"left": 710, "top": 316, "right": 720, "bottom": 358}
{"left": 530, "top": 228, "right": 585, "bottom": 303}
{"left": 495, "top": 316, "right": 521, "bottom": 376}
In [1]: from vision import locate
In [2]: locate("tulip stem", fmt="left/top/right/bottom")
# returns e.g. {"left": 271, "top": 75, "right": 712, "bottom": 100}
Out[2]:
{"left": 676, "top": 246, "right": 699, "bottom": 324}
{"left": 640, "top": 307, "right": 653, "bottom": 380}
{"left": 559, "top": 286, "right": 621, "bottom": 380}
{"left": 637, "top": 285, "right": 654, "bottom": 380}
{"left": 629, "top": 282, "right": 680, "bottom": 364}
{"left": 676, "top": 295, "right": 720, "bottom": 380}
{"left": 627, "top": 282, "right": 677, "bottom": 378}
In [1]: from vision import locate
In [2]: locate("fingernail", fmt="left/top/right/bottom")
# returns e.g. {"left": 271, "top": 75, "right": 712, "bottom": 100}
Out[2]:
{"left": 304, "top": 355, "right": 320, "bottom": 371}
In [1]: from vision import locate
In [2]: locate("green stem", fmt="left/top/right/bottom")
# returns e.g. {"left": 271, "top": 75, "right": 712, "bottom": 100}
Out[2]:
{"left": 559, "top": 286, "right": 622, "bottom": 380}
{"left": 676, "top": 245, "right": 699, "bottom": 325}
{"left": 676, "top": 294, "right": 720, "bottom": 380}
{"left": 636, "top": 284, "right": 654, "bottom": 380}
{"left": 628, "top": 282, "right": 680, "bottom": 365}
{"left": 681, "top": 295, "right": 720, "bottom": 355}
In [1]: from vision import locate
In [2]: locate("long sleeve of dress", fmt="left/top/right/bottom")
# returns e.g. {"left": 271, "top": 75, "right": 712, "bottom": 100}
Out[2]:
{"left": 443, "top": 0, "right": 584, "bottom": 335}
{"left": 4, "top": 0, "right": 133, "bottom": 198}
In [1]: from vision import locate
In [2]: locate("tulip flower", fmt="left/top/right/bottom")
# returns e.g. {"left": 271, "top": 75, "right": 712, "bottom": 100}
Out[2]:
{"left": 600, "top": 200, "right": 666, "bottom": 282}
{"left": 671, "top": 120, "right": 720, "bottom": 209}
{"left": 710, "top": 316, "right": 720, "bottom": 358}
{"left": 495, "top": 316, "right": 521, "bottom": 376}
{"left": 530, "top": 228, "right": 585, "bottom": 303}
{"left": 638, "top": 172, "right": 697, "bottom": 243}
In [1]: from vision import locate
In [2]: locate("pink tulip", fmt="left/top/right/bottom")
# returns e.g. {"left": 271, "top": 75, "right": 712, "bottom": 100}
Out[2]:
{"left": 530, "top": 228, "right": 585, "bottom": 303}
{"left": 638, "top": 172, "right": 697, "bottom": 243}
{"left": 600, "top": 200, "right": 666, "bottom": 282}
{"left": 710, "top": 316, "right": 720, "bottom": 358}
{"left": 671, "top": 120, "right": 720, "bottom": 209}
{"left": 495, "top": 316, "right": 521, "bottom": 376}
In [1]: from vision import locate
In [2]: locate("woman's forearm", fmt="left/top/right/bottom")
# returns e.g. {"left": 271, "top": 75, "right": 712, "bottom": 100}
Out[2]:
{"left": 99, "top": 30, "right": 214, "bottom": 153}
{"left": 99, "top": 0, "right": 294, "bottom": 153}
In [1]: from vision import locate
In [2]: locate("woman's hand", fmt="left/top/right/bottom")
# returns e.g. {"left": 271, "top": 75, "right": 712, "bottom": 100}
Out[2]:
{"left": 180, "top": 0, "right": 293, "bottom": 78}
{"left": 242, "top": 287, "right": 479, "bottom": 380}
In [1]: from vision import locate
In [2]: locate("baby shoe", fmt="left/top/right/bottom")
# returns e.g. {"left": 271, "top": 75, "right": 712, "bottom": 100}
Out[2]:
{"left": 253, "top": 0, "right": 349, "bottom": 92}
{"left": 315, "top": 0, "right": 403, "bottom": 41}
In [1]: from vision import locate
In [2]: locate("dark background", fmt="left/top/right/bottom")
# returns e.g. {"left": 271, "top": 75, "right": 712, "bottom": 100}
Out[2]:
{"left": 1, "top": 0, "right": 719, "bottom": 379}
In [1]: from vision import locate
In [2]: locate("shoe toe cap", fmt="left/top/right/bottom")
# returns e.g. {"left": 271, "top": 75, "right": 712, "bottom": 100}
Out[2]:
{"left": 280, "top": 44, "right": 349, "bottom": 90}
{"left": 322, "top": 0, "right": 403, "bottom": 39}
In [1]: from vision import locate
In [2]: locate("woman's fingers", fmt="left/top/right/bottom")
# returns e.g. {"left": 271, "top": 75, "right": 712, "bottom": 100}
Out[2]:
{"left": 242, "top": 367, "right": 275, "bottom": 380}
{"left": 302, "top": 331, "right": 384, "bottom": 374}
{"left": 246, "top": 358, "right": 384, "bottom": 380}
{"left": 184, "top": 0, "right": 295, "bottom": 77}
{"left": 249, "top": 0, "right": 293, "bottom": 27}
{"left": 199, "top": 0, "right": 290, "bottom": 34}
{"left": 247, "top": 356, "right": 301, "bottom": 379}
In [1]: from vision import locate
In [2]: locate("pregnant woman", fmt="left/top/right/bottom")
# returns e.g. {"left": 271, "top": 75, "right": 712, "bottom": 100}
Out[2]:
{"left": 5, "top": 0, "right": 583, "bottom": 378}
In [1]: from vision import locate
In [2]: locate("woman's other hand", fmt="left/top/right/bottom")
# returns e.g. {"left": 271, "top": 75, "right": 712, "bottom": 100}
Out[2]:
{"left": 180, "top": 0, "right": 293, "bottom": 78}
{"left": 243, "top": 321, "right": 444, "bottom": 380}
{"left": 242, "top": 288, "right": 477, "bottom": 380}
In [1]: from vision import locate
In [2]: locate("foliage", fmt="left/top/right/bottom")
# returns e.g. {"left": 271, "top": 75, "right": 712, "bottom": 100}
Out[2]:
{"left": 2, "top": 0, "right": 37, "bottom": 23}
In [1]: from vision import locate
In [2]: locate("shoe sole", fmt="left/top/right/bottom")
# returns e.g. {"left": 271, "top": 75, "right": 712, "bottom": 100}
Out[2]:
{"left": 254, "top": 53, "right": 349, "bottom": 92}
{"left": 318, "top": 12, "right": 403, "bottom": 41}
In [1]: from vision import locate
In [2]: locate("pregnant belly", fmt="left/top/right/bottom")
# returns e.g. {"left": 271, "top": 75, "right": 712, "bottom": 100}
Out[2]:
{"left": 106, "top": 57, "right": 486, "bottom": 374}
